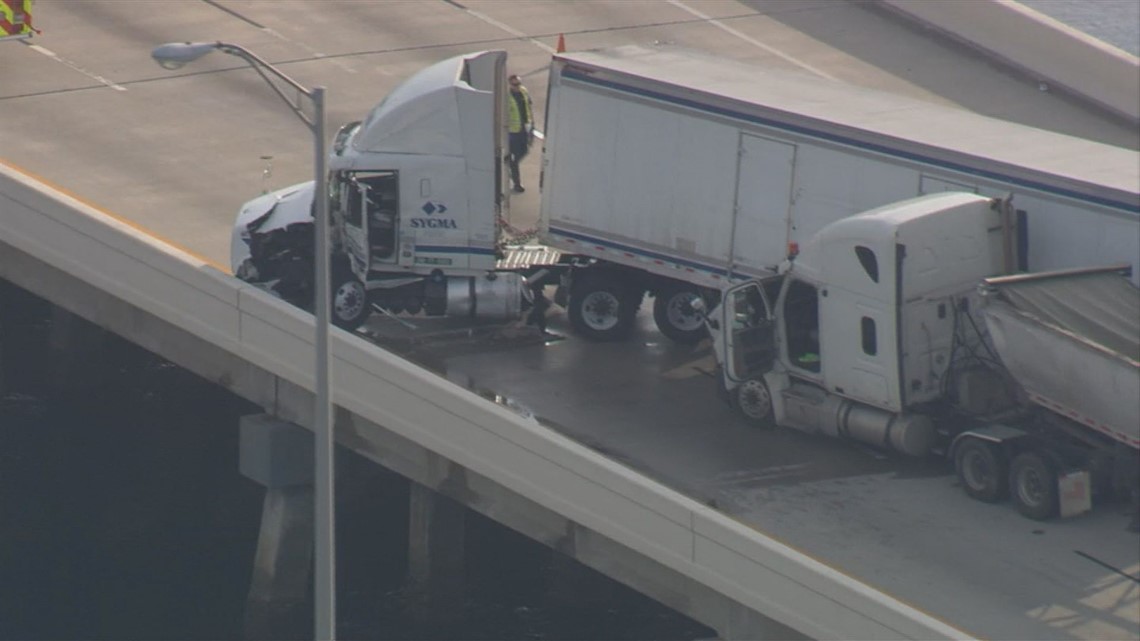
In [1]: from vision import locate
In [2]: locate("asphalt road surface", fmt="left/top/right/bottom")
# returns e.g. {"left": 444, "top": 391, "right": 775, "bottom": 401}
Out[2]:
{"left": 3, "top": 2, "right": 1138, "bottom": 639}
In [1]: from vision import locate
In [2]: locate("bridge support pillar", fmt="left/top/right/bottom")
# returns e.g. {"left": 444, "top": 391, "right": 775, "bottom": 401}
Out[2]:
{"left": 47, "top": 305, "right": 108, "bottom": 394}
{"left": 0, "top": 280, "right": 11, "bottom": 396}
{"left": 407, "top": 481, "right": 466, "bottom": 626}
{"left": 546, "top": 549, "right": 617, "bottom": 612}
{"left": 239, "top": 414, "right": 315, "bottom": 640}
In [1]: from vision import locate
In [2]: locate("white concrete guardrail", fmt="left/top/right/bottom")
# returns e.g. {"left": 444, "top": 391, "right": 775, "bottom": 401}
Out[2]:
{"left": 880, "top": 0, "right": 1140, "bottom": 125}
{"left": 0, "top": 160, "right": 971, "bottom": 640}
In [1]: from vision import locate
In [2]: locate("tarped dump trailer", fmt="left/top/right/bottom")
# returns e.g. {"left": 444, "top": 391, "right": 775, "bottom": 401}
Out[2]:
{"left": 982, "top": 266, "right": 1140, "bottom": 451}
{"left": 953, "top": 266, "right": 1140, "bottom": 520}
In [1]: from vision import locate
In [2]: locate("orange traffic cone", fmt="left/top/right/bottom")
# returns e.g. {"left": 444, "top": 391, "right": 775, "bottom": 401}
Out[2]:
{"left": 556, "top": 33, "right": 566, "bottom": 53}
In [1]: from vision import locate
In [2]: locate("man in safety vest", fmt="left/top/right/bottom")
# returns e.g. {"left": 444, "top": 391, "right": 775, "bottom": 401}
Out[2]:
{"left": 506, "top": 74, "right": 534, "bottom": 193}
{"left": 0, "top": 0, "right": 35, "bottom": 41}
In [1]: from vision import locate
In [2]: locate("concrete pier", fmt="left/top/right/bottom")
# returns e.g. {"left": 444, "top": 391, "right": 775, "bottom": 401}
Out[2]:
{"left": 0, "top": 281, "right": 10, "bottom": 396}
{"left": 47, "top": 305, "right": 107, "bottom": 395}
{"left": 545, "top": 548, "right": 618, "bottom": 613}
{"left": 239, "top": 414, "right": 315, "bottom": 640}
{"left": 406, "top": 481, "right": 467, "bottom": 627}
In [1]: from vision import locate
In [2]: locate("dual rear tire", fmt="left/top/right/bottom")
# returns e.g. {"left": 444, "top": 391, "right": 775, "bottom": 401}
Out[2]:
{"left": 567, "top": 272, "right": 711, "bottom": 345}
{"left": 567, "top": 272, "right": 639, "bottom": 342}
{"left": 954, "top": 439, "right": 1058, "bottom": 520}
{"left": 652, "top": 285, "right": 713, "bottom": 345}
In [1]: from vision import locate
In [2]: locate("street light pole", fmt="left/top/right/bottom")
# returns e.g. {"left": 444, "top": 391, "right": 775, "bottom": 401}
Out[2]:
{"left": 151, "top": 41, "right": 336, "bottom": 641}
{"left": 310, "top": 85, "right": 335, "bottom": 641}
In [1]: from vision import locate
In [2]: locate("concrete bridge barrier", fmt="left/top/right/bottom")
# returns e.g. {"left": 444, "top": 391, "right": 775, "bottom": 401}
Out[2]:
{"left": 879, "top": 0, "right": 1140, "bottom": 125}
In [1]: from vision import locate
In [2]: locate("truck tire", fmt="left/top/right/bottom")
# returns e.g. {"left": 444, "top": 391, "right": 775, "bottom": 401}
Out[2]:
{"left": 568, "top": 274, "right": 638, "bottom": 342}
{"left": 732, "top": 377, "right": 774, "bottom": 428}
{"left": 653, "top": 285, "right": 710, "bottom": 345}
{"left": 954, "top": 438, "right": 1008, "bottom": 503}
{"left": 1009, "top": 451, "right": 1059, "bottom": 520}
{"left": 331, "top": 265, "right": 369, "bottom": 331}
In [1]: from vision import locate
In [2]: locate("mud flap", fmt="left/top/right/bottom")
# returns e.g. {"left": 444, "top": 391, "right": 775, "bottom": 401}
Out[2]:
{"left": 1058, "top": 470, "right": 1092, "bottom": 519}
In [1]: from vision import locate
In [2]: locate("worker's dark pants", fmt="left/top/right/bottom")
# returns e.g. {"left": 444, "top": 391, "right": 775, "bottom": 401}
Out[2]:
{"left": 508, "top": 132, "right": 530, "bottom": 188}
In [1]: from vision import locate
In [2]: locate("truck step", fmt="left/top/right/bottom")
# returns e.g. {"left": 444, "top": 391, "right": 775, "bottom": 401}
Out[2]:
{"left": 782, "top": 384, "right": 828, "bottom": 405}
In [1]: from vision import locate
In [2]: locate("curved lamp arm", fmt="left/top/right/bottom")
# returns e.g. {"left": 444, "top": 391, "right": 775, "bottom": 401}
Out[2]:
{"left": 151, "top": 41, "right": 316, "bottom": 130}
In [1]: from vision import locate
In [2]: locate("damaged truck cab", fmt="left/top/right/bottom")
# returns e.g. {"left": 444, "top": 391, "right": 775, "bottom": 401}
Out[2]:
{"left": 707, "top": 192, "right": 1006, "bottom": 456}
{"left": 231, "top": 51, "right": 532, "bottom": 329}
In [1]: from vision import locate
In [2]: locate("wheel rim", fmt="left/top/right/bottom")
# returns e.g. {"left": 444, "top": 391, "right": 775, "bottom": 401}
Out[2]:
{"left": 1014, "top": 465, "right": 1046, "bottom": 507}
{"left": 665, "top": 291, "right": 703, "bottom": 332}
{"left": 961, "top": 449, "right": 993, "bottom": 491}
{"left": 334, "top": 279, "right": 366, "bottom": 322}
{"left": 737, "top": 379, "right": 772, "bottom": 421}
{"left": 581, "top": 291, "right": 621, "bottom": 331}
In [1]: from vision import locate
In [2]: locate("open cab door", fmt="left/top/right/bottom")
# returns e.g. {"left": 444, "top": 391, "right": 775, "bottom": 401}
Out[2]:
{"left": 721, "top": 280, "right": 777, "bottom": 383}
{"left": 334, "top": 172, "right": 370, "bottom": 282}
{"left": 334, "top": 170, "right": 400, "bottom": 282}
{"left": 715, "top": 279, "right": 779, "bottom": 426}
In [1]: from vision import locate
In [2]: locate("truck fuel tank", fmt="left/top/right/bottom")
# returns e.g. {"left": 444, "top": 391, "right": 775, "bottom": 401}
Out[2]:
{"left": 445, "top": 272, "right": 528, "bottom": 321}
{"left": 780, "top": 382, "right": 934, "bottom": 457}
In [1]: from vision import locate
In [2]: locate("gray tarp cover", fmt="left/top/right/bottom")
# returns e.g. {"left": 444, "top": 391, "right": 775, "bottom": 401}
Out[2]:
{"left": 995, "top": 271, "right": 1140, "bottom": 363}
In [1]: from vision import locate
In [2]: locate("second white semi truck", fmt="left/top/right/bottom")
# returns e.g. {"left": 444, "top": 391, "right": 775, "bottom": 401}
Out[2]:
{"left": 697, "top": 190, "right": 1139, "bottom": 522}
{"left": 230, "top": 46, "right": 1139, "bottom": 342}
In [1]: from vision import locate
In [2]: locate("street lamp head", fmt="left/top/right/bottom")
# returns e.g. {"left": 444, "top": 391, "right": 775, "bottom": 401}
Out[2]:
{"left": 151, "top": 41, "right": 220, "bottom": 70}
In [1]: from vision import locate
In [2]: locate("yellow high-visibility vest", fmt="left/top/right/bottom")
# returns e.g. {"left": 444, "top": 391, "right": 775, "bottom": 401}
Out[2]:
{"left": 508, "top": 86, "right": 533, "bottom": 134}
{"left": 1, "top": 0, "right": 34, "bottom": 39}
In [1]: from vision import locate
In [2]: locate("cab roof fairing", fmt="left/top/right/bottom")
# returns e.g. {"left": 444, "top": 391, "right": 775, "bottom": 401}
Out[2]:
{"left": 338, "top": 51, "right": 500, "bottom": 175}
{"left": 786, "top": 192, "right": 995, "bottom": 285}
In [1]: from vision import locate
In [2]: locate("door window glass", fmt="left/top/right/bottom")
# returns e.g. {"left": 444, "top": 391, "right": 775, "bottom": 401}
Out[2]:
{"left": 854, "top": 245, "right": 879, "bottom": 283}
{"left": 783, "top": 279, "right": 820, "bottom": 372}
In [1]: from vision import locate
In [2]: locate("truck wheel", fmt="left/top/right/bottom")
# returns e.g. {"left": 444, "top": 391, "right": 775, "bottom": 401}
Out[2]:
{"left": 1010, "top": 451, "right": 1058, "bottom": 520}
{"left": 568, "top": 276, "right": 637, "bottom": 341}
{"left": 331, "top": 266, "right": 369, "bottom": 331}
{"left": 732, "top": 377, "right": 774, "bottom": 428}
{"left": 653, "top": 286, "right": 709, "bottom": 345}
{"left": 954, "top": 439, "right": 1008, "bottom": 503}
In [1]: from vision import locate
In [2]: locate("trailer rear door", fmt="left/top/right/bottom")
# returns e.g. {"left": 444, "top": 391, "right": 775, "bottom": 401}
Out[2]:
{"left": 731, "top": 135, "right": 795, "bottom": 277}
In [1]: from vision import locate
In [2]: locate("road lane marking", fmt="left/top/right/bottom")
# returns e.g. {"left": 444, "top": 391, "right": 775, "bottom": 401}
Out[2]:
{"left": 27, "top": 45, "right": 127, "bottom": 91}
{"left": 667, "top": 0, "right": 838, "bottom": 81}
{"left": 443, "top": 0, "right": 557, "bottom": 54}
{"left": 260, "top": 27, "right": 359, "bottom": 74}
{"left": 200, "top": 0, "right": 357, "bottom": 74}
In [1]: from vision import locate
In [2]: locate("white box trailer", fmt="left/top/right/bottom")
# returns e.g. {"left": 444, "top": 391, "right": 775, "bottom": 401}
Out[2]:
{"left": 539, "top": 46, "right": 1140, "bottom": 344}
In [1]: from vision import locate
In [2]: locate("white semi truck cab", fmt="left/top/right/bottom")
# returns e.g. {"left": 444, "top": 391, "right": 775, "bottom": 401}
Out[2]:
{"left": 231, "top": 51, "right": 543, "bottom": 329}
{"left": 706, "top": 192, "right": 1007, "bottom": 456}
